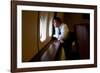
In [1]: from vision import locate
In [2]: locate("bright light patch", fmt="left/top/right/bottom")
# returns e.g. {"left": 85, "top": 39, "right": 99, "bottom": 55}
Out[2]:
{"left": 49, "top": 15, "right": 53, "bottom": 37}
{"left": 40, "top": 15, "right": 47, "bottom": 42}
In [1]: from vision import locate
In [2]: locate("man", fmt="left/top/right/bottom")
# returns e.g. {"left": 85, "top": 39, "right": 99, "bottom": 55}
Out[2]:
{"left": 53, "top": 17, "right": 70, "bottom": 60}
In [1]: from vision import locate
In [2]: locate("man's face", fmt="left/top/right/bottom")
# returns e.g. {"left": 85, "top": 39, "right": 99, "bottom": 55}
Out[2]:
{"left": 53, "top": 19, "right": 61, "bottom": 27}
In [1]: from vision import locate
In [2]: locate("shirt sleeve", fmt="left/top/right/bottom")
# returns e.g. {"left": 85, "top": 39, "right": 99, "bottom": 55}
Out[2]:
{"left": 58, "top": 24, "right": 69, "bottom": 41}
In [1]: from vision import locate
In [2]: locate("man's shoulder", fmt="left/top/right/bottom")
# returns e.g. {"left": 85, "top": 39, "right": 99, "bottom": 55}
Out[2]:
{"left": 61, "top": 23, "right": 69, "bottom": 31}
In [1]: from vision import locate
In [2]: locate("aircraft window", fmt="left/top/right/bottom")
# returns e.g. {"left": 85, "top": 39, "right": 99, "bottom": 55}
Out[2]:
{"left": 40, "top": 14, "right": 48, "bottom": 42}
{"left": 49, "top": 16, "right": 53, "bottom": 37}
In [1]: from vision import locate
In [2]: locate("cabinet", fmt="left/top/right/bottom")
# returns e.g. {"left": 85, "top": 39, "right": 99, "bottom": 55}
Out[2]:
{"left": 75, "top": 24, "right": 90, "bottom": 59}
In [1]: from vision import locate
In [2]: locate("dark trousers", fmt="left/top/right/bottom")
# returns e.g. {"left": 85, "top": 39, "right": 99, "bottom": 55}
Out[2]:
{"left": 61, "top": 39, "right": 72, "bottom": 60}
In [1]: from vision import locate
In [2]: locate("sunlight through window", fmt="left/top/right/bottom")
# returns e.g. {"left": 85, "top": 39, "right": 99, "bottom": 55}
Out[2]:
{"left": 49, "top": 13, "right": 54, "bottom": 37}
{"left": 40, "top": 13, "right": 48, "bottom": 42}
{"left": 49, "top": 16, "right": 53, "bottom": 37}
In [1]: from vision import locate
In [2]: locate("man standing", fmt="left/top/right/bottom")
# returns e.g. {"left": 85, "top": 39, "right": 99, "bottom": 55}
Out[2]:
{"left": 53, "top": 17, "right": 70, "bottom": 60}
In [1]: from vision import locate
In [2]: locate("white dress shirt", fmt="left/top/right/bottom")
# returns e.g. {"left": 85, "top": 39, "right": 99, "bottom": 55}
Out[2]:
{"left": 53, "top": 23, "right": 69, "bottom": 43}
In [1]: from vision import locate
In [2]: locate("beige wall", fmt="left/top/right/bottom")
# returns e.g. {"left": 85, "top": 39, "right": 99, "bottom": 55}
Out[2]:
{"left": 22, "top": 11, "right": 38, "bottom": 62}
{"left": 22, "top": 11, "right": 54, "bottom": 62}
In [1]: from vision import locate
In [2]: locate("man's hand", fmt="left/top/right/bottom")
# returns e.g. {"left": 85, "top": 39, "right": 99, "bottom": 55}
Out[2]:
{"left": 59, "top": 40, "right": 64, "bottom": 43}
{"left": 58, "top": 38, "right": 64, "bottom": 43}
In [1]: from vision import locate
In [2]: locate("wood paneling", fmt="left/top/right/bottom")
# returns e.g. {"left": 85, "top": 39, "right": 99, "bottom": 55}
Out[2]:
{"left": 75, "top": 24, "right": 89, "bottom": 59}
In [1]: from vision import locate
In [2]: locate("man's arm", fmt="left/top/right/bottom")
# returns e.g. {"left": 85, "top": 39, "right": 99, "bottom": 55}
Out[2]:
{"left": 53, "top": 27, "right": 59, "bottom": 39}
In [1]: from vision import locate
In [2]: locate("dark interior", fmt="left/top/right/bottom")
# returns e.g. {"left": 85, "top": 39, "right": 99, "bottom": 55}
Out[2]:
{"left": 22, "top": 11, "right": 90, "bottom": 62}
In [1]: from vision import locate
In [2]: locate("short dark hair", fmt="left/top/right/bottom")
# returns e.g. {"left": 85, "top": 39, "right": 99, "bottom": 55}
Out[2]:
{"left": 54, "top": 17, "right": 62, "bottom": 23}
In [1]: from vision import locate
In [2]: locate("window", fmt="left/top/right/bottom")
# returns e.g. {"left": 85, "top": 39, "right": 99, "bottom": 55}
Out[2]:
{"left": 40, "top": 12, "right": 48, "bottom": 42}
{"left": 49, "top": 18, "right": 53, "bottom": 36}
{"left": 49, "top": 14, "right": 53, "bottom": 37}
